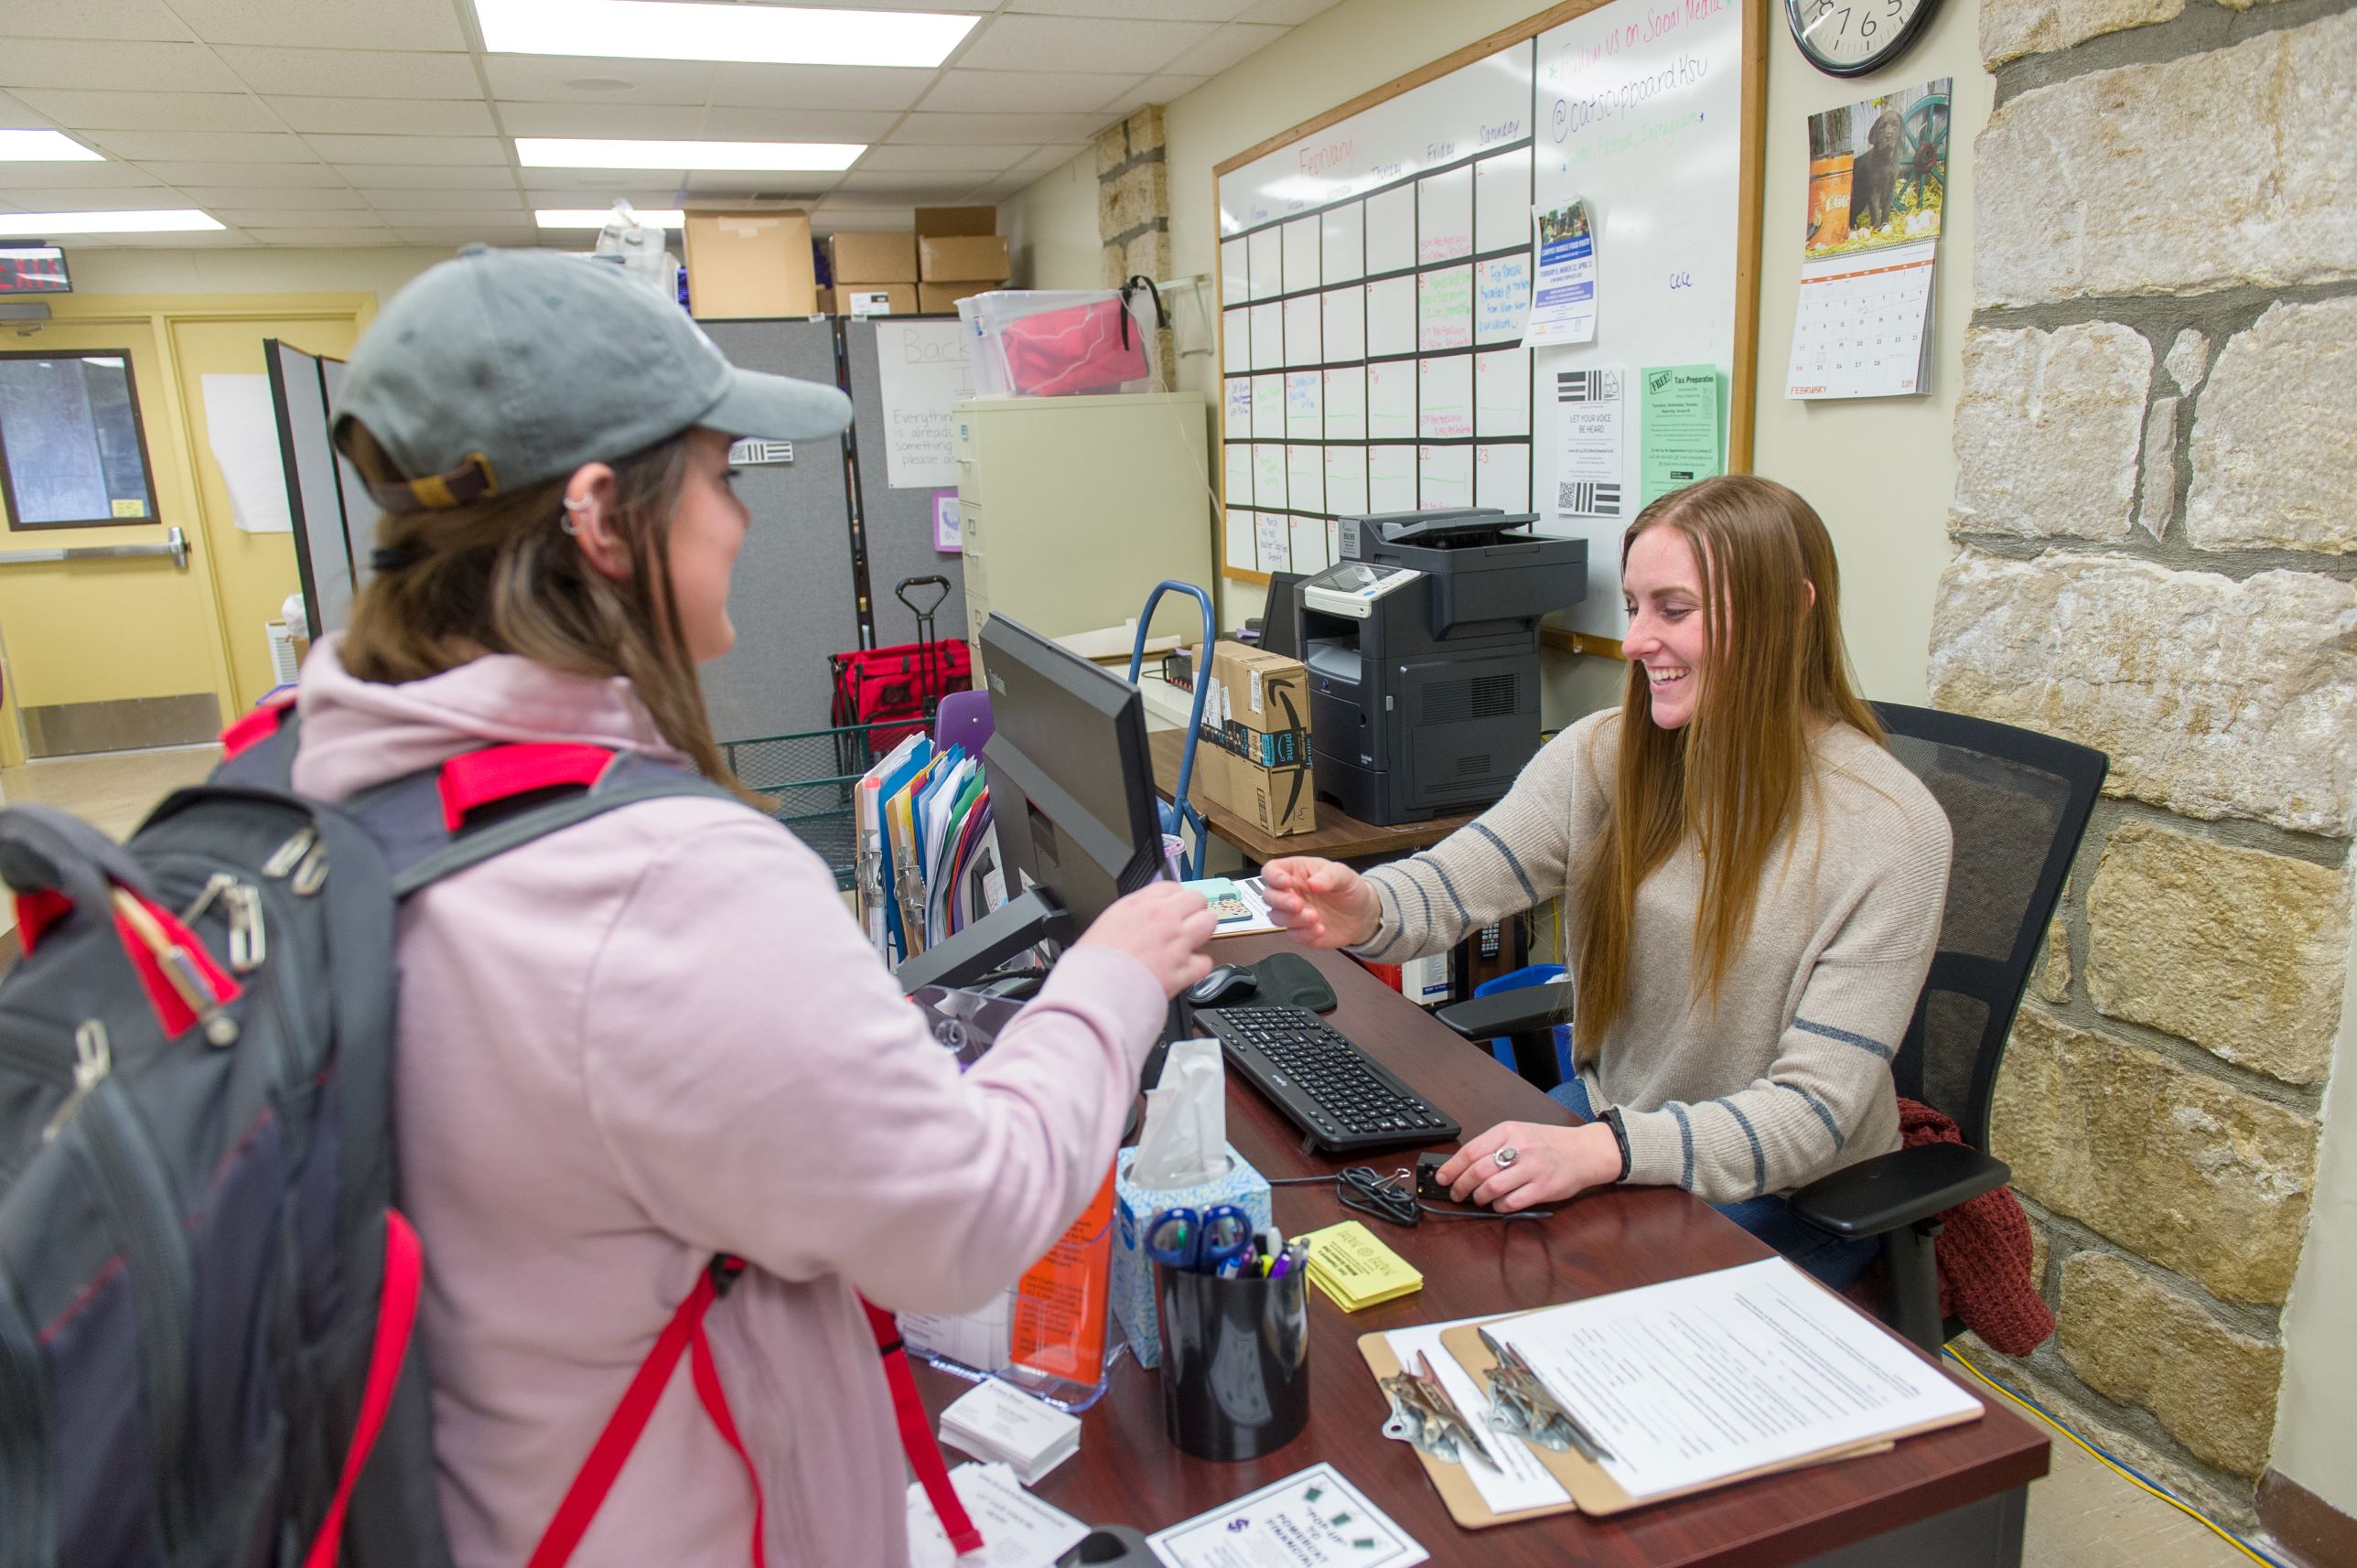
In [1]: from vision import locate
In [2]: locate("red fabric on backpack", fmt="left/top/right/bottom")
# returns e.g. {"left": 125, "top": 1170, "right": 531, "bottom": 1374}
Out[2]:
{"left": 304, "top": 1210, "right": 425, "bottom": 1568}
{"left": 1897, "top": 1098, "right": 2054, "bottom": 1356}
{"left": 996, "top": 297, "right": 1148, "bottom": 396}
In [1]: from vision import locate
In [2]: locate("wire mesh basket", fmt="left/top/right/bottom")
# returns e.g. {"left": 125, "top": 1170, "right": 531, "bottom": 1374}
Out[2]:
{"left": 722, "top": 721, "right": 900, "bottom": 890}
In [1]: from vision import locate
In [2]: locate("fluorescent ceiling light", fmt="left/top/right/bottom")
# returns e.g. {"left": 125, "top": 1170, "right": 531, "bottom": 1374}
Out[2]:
{"left": 0, "top": 209, "right": 225, "bottom": 234}
{"left": 537, "top": 207, "right": 686, "bottom": 228}
{"left": 474, "top": 0, "right": 975, "bottom": 70}
{"left": 0, "top": 129, "right": 104, "bottom": 162}
{"left": 517, "top": 138, "right": 861, "bottom": 171}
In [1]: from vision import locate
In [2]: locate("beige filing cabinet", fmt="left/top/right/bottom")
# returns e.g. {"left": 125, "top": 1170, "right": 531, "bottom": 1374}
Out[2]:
{"left": 952, "top": 392, "right": 1212, "bottom": 667}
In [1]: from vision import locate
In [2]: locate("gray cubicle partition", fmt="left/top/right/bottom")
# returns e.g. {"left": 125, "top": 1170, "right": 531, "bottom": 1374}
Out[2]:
{"left": 264, "top": 339, "right": 359, "bottom": 638}
{"left": 842, "top": 317, "right": 965, "bottom": 649}
{"left": 697, "top": 318, "right": 861, "bottom": 741}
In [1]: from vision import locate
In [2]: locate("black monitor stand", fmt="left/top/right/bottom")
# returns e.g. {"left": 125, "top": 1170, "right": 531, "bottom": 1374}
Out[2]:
{"left": 894, "top": 886, "right": 1074, "bottom": 994}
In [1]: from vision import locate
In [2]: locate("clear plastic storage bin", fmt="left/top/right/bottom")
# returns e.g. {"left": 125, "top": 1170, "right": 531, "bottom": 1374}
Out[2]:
{"left": 957, "top": 288, "right": 1160, "bottom": 398}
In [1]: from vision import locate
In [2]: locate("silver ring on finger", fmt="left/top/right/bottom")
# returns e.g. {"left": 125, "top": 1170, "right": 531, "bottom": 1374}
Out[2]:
{"left": 1493, "top": 1146, "right": 1519, "bottom": 1169}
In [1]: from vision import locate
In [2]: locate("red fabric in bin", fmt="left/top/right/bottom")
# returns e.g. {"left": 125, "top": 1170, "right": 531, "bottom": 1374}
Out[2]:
{"left": 997, "top": 298, "right": 1148, "bottom": 396}
{"left": 830, "top": 639, "right": 974, "bottom": 751}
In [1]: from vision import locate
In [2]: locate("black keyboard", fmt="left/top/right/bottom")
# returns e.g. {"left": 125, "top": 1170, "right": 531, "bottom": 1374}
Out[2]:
{"left": 1195, "top": 1004, "right": 1460, "bottom": 1154}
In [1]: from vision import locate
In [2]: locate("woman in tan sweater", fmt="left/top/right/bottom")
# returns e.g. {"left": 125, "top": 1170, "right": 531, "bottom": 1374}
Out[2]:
{"left": 1263, "top": 477, "right": 1951, "bottom": 1287}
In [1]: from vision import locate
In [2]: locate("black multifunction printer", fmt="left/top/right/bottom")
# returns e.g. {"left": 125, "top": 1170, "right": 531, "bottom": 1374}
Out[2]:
{"left": 1292, "top": 510, "right": 1587, "bottom": 824}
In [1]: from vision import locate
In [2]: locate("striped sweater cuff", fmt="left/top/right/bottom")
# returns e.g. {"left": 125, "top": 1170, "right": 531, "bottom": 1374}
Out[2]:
{"left": 1620, "top": 1105, "right": 1693, "bottom": 1190}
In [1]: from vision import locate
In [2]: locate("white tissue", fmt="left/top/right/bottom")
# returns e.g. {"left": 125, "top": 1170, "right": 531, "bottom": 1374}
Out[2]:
{"left": 1131, "top": 1039, "right": 1228, "bottom": 1188}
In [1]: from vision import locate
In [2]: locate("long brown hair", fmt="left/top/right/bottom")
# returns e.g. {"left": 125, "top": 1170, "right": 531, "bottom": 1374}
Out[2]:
{"left": 337, "top": 423, "right": 754, "bottom": 802}
{"left": 1572, "top": 476, "right": 1880, "bottom": 1058}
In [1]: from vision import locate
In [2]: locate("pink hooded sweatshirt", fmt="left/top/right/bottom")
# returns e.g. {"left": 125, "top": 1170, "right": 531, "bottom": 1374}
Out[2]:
{"left": 290, "top": 637, "right": 1167, "bottom": 1566}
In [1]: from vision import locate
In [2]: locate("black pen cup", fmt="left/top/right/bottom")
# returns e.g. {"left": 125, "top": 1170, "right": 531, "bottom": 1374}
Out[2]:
{"left": 1153, "top": 1262, "right": 1311, "bottom": 1460}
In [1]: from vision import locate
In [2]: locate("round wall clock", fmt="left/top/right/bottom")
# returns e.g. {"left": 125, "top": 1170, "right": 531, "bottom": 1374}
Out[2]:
{"left": 1785, "top": 0, "right": 1943, "bottom": 78}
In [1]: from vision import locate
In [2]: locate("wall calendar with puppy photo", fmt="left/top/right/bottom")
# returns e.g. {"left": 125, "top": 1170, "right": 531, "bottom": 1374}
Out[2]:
{"left": 1785, "top": 79, "right": 1951, "bottom": 401}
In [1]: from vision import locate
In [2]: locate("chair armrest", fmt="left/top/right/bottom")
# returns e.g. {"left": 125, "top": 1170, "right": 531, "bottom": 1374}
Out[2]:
{"left": 1432, "top": 982, "right": 1575, "bottom": 1043}
{"left": 1788, "top": 1143, "right": 2010, "bottom": 1239}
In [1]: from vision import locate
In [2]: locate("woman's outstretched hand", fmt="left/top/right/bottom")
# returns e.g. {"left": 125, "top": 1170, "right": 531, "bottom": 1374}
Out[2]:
{"left": 1259, "top": 856, "right": 1382, "bottom": 950}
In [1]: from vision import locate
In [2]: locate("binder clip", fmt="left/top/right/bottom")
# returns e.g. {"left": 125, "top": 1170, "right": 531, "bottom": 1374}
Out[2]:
{"left": 1379, "top": 1350, "right": 1496, "bottom": 1467}
{"left": 1477, "top": 1326, "right": 1607, "bottom": 1462}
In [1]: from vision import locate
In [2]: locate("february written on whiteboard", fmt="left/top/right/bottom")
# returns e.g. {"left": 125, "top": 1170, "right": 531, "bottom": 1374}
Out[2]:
{"left": 1488, "top": 1257, "right": 1981, "bottom": 1503}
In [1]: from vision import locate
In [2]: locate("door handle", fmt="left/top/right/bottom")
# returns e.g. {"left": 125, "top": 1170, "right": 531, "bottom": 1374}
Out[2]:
{"left": 0, "top": 525, "right": 188, "bottom": 569}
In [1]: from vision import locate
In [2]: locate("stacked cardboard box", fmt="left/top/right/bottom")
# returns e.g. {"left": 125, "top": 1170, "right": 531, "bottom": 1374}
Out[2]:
{"left": 915, "top": 206, "right": 1008, "bottom": 312}
{"left": 1192, "top": 640, "right": 1316, "bottom": 837}
{"left": 682, "top": 209, "right": 814, "bottom": 318}
{"left": 822, "top": 231, "right": 917, "bottom": 316}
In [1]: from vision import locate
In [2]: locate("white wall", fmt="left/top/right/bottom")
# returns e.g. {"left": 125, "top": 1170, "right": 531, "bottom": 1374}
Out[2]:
{"left": 2276, "top": 930, "right": 2357, "bottom": 1514}
{"left": 997, "top": 0, "right": 1989, "bottom": 716}
{"left": 64, "top": 244, "right": 456, "bottom": 303}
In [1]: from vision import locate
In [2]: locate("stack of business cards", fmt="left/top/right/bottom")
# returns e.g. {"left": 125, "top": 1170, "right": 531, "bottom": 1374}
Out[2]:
{"left": 939, "top": 1377, "right": 1082, "bottom": 1486}
{"left": 1298, "top": 1219, "right": 1424, "bottom": 1312}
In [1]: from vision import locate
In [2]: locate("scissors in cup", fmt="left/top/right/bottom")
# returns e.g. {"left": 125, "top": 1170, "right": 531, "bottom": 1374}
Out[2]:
{"left": 1146, "top": 1204, "right": 1254, "bottom": 1275}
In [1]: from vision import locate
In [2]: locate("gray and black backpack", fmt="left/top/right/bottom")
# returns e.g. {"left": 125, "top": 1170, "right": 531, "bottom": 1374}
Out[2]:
{"left": 0, "top": 700, "right": 743, "bottom": 1568}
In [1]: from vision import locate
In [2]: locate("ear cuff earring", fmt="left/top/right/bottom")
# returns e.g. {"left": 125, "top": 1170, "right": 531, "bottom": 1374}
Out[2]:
{"left": 560, "top": 495, "right": 590, "bottom": 535}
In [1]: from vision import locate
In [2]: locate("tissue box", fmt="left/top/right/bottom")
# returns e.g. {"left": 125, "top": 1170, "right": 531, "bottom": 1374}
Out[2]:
{"left": 1112, "top": 1144, "right": 1272, "bottom": 1368}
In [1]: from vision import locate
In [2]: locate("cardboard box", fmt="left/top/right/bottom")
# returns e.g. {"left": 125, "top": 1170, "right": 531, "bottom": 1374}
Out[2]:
{"left": 919, "top": 232, "right": 1011, "bottom": 283}
{"left": 836, "top": 282, "right": 916, "bottom": 316}
{"left": 1112, "top": 1143, "right": 1272, "bottom": 1368}
{"left": 916, "top": 205, "right": 996, "bottom": 238}
{"left": 823, "top": 231, "right": 916, "bottom": 284}
{"left": 918, "top": 280, "right": 993, "bottom": 313}
{"left": 683, "top": 209, "right": 814, "bottom": 318}
{"left": 1192, "top": 640, "right": 1316, "bottom": 837}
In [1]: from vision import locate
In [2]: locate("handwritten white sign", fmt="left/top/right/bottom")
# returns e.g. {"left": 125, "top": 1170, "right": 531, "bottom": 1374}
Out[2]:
{"left": 874, "top": 320, "right": 973, "bottom": 490}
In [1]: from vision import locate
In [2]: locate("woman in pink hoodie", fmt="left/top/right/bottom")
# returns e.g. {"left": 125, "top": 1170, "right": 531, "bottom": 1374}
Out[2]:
{"left": 294, "top": 248, "right": 1212, "bottom": 1564}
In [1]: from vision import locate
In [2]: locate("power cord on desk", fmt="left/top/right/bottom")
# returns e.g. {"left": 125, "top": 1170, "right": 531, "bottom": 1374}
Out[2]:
{"left": 1268, "top": 1167, "right": 1550, "bottom": 1227}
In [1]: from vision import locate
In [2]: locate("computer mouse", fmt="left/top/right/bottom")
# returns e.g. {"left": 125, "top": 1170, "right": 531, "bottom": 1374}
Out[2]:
{"left": 1183, "top": 962, "right": 1259, "bottom": 1006}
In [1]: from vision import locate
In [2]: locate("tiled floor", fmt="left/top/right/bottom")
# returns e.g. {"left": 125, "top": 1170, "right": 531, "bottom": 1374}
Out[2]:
{"left": 0, "top": 746, "right": 2286, "bottom": 1568}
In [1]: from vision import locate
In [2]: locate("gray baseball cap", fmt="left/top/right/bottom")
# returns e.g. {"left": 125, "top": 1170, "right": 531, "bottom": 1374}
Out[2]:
{"left": 334, "top": 244, "right": 851, "bottom": 513}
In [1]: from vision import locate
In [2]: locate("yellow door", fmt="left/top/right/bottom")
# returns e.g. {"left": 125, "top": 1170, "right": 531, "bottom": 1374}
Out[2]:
{"left": 168, "top": 314, "right": 361, "bottom": 714}
{"left": 0, "top": 314, "right": 231, "bottom": 763}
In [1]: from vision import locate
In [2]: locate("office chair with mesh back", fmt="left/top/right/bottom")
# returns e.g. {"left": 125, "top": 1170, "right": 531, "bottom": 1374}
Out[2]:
{"left": 1787, "top": 703, "right": 2106, "bottom": 1353}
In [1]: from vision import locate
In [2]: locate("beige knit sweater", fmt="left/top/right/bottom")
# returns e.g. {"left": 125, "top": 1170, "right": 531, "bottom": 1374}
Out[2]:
{"left": 1357, "top": 711, "right": 1951, "bottom": 1203}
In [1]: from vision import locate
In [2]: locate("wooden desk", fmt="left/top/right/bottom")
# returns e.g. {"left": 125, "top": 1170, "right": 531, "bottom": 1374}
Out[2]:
{"left": 917, "top": 936, "right": 2048, "bottom": 1568}
{"left": 1148, "top": 728, "right": 1478, "bottom": 864}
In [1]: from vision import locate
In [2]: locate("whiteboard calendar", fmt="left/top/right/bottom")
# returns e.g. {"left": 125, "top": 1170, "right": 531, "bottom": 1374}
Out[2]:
{"left": 1213, "top": 0, "right": 1763, "bottom": 641}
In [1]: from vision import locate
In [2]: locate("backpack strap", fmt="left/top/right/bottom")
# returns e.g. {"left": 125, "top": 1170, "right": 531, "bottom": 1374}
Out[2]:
{"left": 302, "top": 1209, "right": 425, "bottom": 1568}
{"left": 865, "top": 1297, "right": 985, "bottom": 1554}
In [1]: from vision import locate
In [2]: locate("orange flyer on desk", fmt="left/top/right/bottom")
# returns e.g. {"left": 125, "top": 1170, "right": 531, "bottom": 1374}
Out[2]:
{"left": 1008, "top": 1168, "right": 1115, "bottom": 1380}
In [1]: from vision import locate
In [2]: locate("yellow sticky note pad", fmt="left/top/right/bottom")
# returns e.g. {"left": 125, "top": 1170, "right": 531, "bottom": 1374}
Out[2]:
{"left": 1297, "top": 1219, "right": 1421, "bottom": 1312}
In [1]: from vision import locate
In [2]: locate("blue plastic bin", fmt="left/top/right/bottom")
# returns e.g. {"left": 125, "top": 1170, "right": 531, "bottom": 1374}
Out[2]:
{"left": 1473, "top": 964, "right": 1575, "bottom": 1088}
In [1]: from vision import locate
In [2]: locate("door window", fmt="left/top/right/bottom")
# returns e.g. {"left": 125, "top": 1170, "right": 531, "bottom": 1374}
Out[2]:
{"left": 0, "top": 349, "right": 160, "bottom": 529}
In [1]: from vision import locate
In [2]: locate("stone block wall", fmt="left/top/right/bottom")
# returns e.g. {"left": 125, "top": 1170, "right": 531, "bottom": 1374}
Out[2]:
{"left": 1937, "top": 0, "right": 2357, "bottom": 1528}
{"left": 1094, "top": 105, "right": 1178, "bottom": 391}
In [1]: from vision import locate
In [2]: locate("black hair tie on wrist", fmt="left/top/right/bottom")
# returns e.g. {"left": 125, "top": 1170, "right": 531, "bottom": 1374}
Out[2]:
{"left": 371, "top": 542, "right": 426, "bottom": 573}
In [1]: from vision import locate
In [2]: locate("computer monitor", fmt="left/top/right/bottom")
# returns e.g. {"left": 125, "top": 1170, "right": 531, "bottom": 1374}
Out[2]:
{"left": 894, "top": 612, "right": 1166, "bottom": 992}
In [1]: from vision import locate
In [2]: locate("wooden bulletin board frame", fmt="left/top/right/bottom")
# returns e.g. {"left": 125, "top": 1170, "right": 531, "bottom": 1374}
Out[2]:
{"left": 1210, "top": 0, "right": 1768, "bottom": 666}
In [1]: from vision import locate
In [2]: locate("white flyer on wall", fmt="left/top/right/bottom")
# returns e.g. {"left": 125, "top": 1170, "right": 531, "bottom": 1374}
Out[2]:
{"left": 1523, "top": 199, "right": 1597, "bottom": 348}
{"left": 873, "top": 319, "right": 974, "bottom": 490}
{"left": 1552, "top": 364, "right": 1624, "bottom": 519}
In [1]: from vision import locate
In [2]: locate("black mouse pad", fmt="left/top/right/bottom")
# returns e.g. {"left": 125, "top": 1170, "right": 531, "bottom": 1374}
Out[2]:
{"left": 1250, "top": 951, "right": 1338, "bottom": 1014}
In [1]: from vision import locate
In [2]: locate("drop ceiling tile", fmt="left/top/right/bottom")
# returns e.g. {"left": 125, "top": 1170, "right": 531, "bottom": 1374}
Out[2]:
{"left": 0, "top": 91, "right": 56, "bottom": 128}
{"left": 889, "top": 113, "right": 1112, "bottom": 144}
{"left": 393, "top": 225, "right": 538, "bottom": 245}
{"left": 680, "top": 171, "right": 838, "bottom": 198}
{"left": 0, "top": 40, "right": 243, "bottom": 93}
{"left": 160, "top": 0, "right": 468, "bottom": 51}
{"left": 832, "top": 171, "right": 994, "bottom": 194}
{"left": 405, "top": 186, "right": 559, "bottom": 209}
{"left": 700, "top": 106, "right": 899, "bottom": 142}
{"left": 916, "top": 70, "right": 1145, "bottom": 115}
{"left": 0, "top": 160, "right": 167, "bottom": 189}
{"left": 952, "top": 16, "right": 1216, "bottom": 75}
{"left": 267, "top": 98, "right": 498, "bottom": 137}
{"left": 1099, "top": 73, "right": 1209, "bottom": 118}
{"left": 302, "top": 135, "right": 508, "bottom": 166}
{"left": 536, "top": 168, "right": 690, "bottom": 194}
{"left": 0, "top": 0, "right": 196, "bottom": 40}
{"left": 370, "top": 203, "right": 529, "bottom": 224}
{"left": 483, "top": 56, "right": 716, "bottom": 107}
{"left": 337, "top": 164, "right": 522, "bottom": 190}
{"left": 708, "top": 64, "right": 931, "bottom": 112}
{"left": 855, "top": 144, "right": 1031, "bottom": 174}
{"left": 495, "top": 102, "right": 709, "bottom": 139}
{"left": 1163, "top": 22, "right": 1289, "bottom": 77}
{"left": 1233, "top": 0, "right": 1341, "bottom": 20}
{"left": 215, "top": 206, "right": 393, "bottom": 228}
{"left": 9, "top": 91, "right": 276, "bottom": 134}
{"left": 86, "top": 130, "right": 315, "bottom": 163}
{"left": 1009, "top": 144, "right": 1088, "bottom": 175}
{"left": 215, "top": 47, "right": 483, "bottom": 101}
{"left": 177, "top": 185, "right": 372, "bottom": 209}
{"left": 242, "top": 226, "right": 405, "bottom": 245}
{"left": 1006, "top": 0, "right": 1252, "bottom": 18}
{"left": 0, "top": 185, "right": 188, "bottom": 209}
{"left": 138, "top": 160, "right": 347, "bottom": 187}
{"left": 522, "top": 188, "right": 685, "bottom": 209}
{"left": 99, "top": 228, "right": 252, "bottom": 246}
